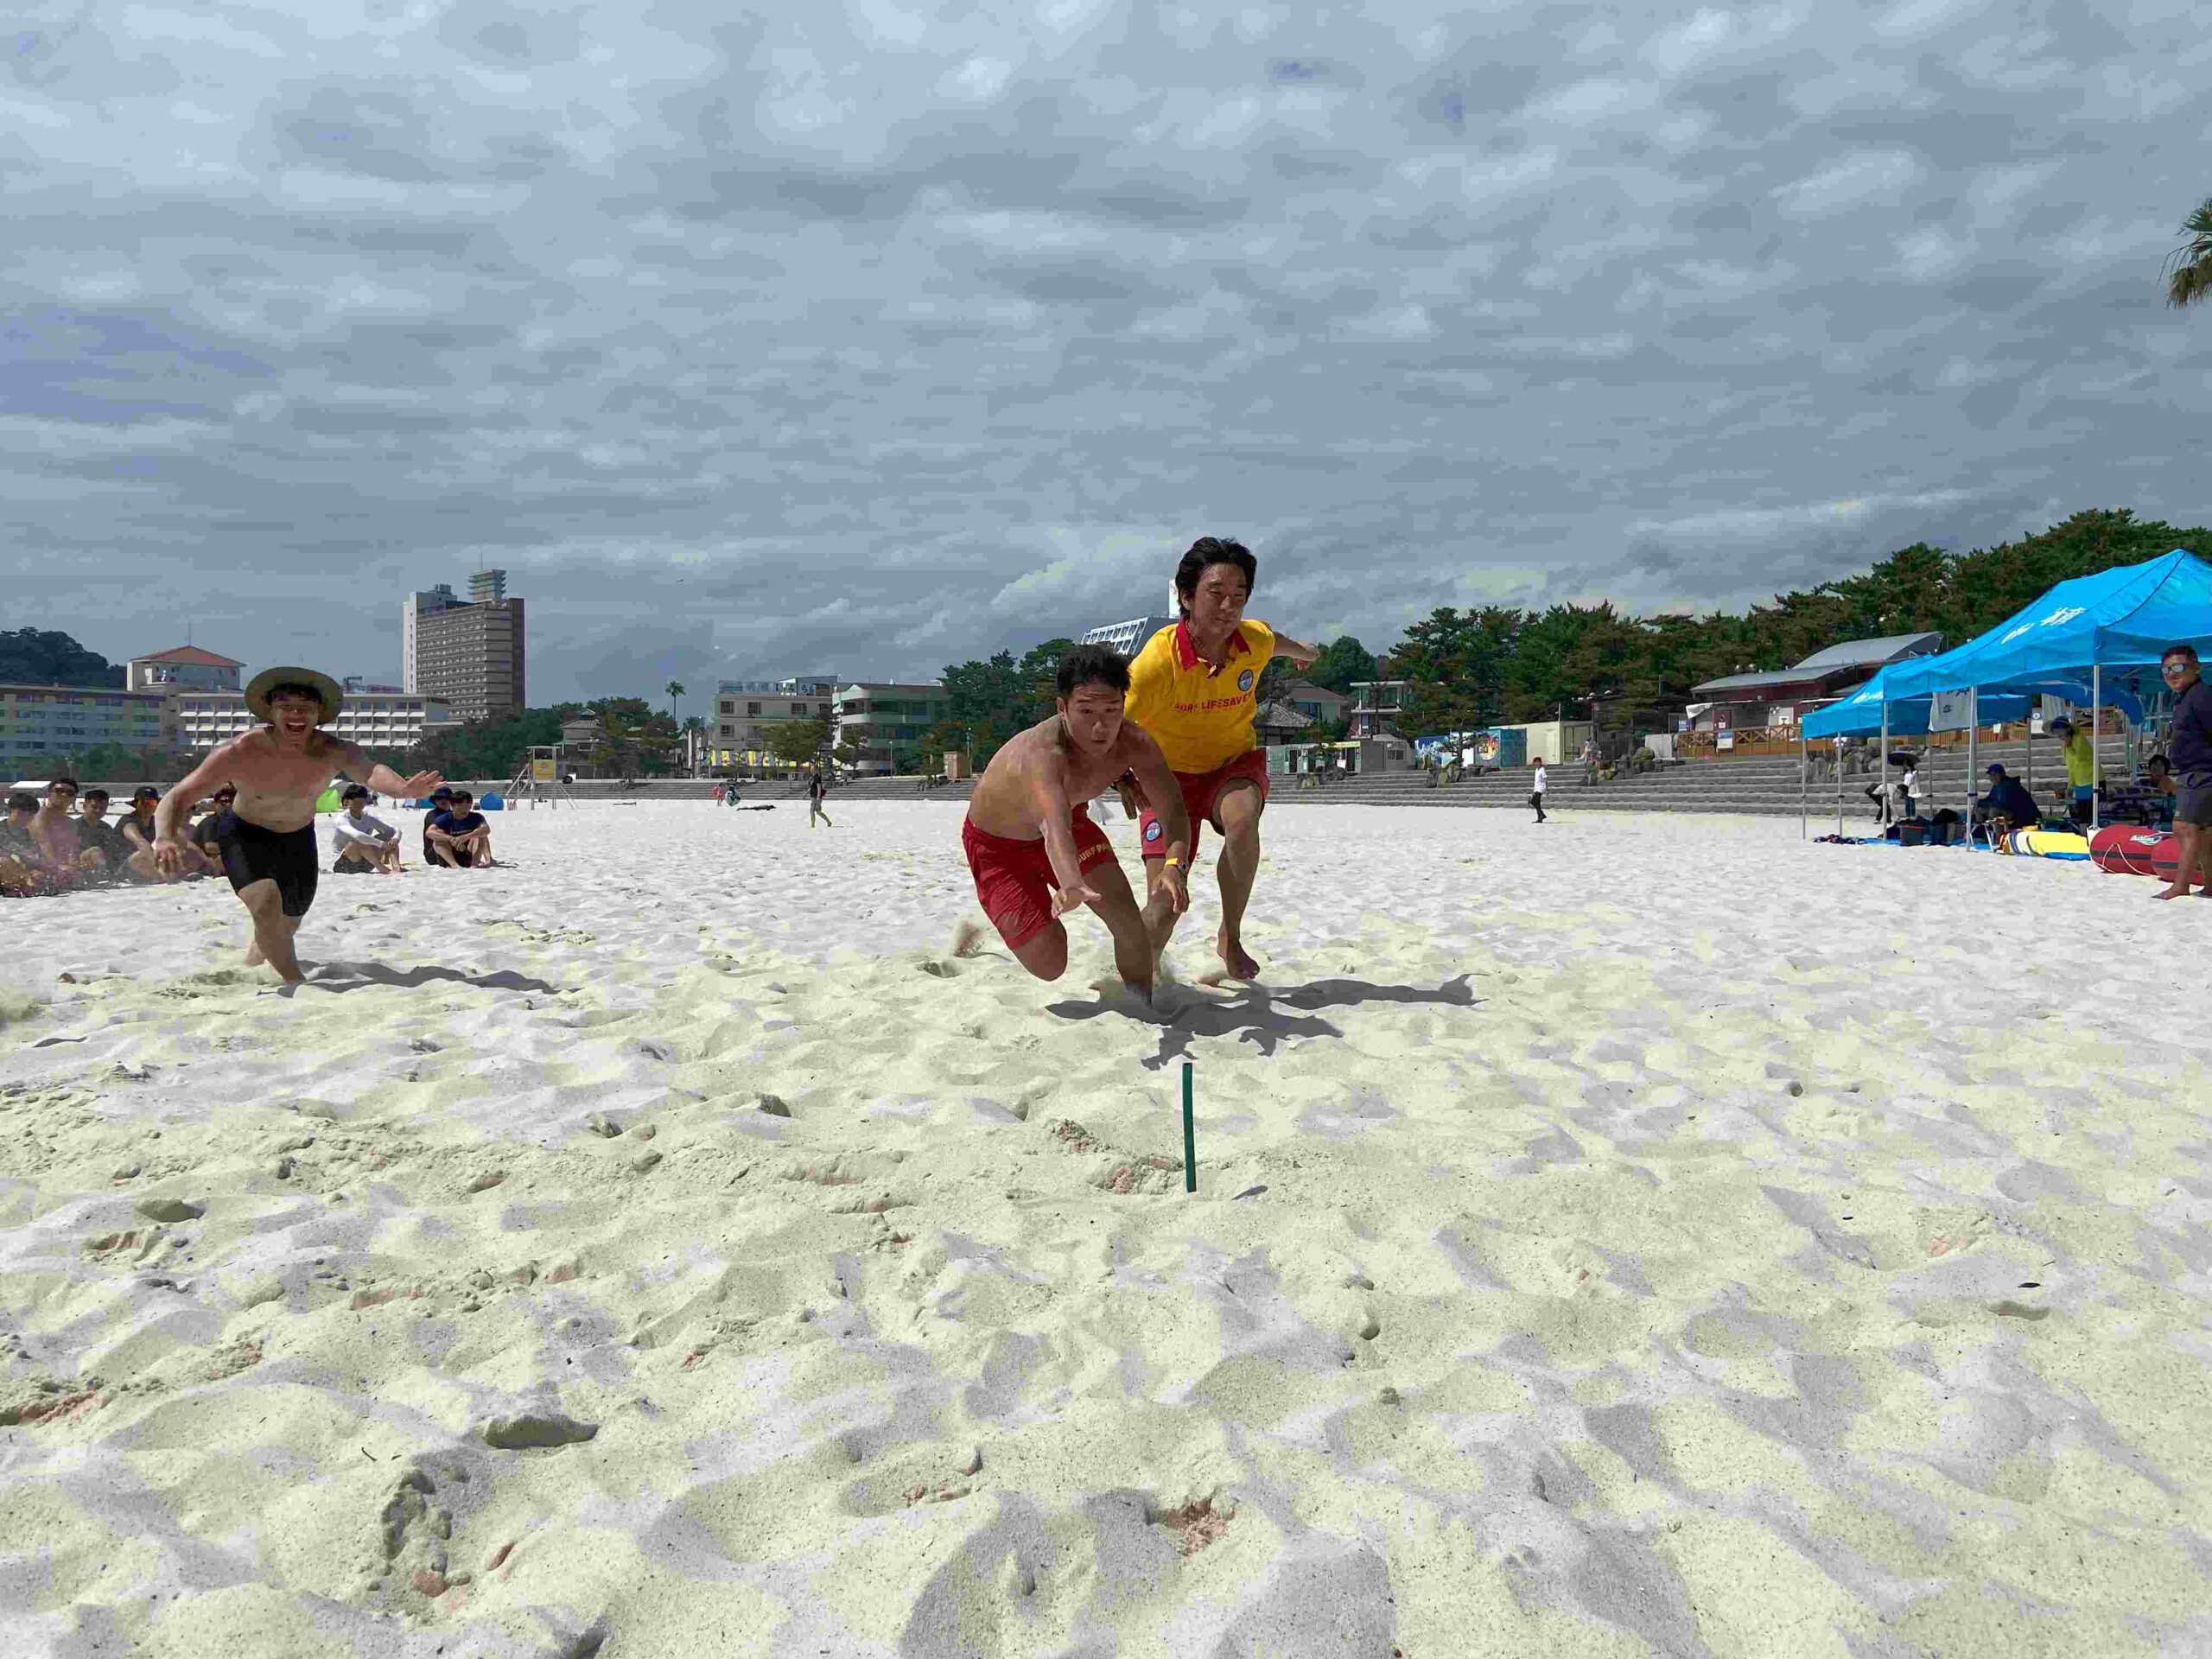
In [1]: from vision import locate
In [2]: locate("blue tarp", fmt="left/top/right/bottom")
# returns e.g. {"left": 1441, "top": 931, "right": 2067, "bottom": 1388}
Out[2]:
{"left": 1885, "top": 549, "right": 2209, "bottom": 699}
{"left": 1802, "top": 550, "right": 2204, "bottom": 737}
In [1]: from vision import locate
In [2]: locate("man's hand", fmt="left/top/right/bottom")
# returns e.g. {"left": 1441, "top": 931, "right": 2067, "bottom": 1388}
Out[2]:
{"left": 154, "top": 836, "right": 187, "bottom": 878}
{"left": 1051, "top": 881, "right": 1101, "bottom": 918}
{"left": 1159, "top": 862, "right": 1189, "bottom": 914}
{"left": 401, "top": 771, "right": 444, "bottom": 798}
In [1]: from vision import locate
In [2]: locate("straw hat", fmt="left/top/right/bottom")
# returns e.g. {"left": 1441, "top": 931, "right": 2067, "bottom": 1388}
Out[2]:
{"left": 245, "top": 666, "right": 345, "bottom": 724}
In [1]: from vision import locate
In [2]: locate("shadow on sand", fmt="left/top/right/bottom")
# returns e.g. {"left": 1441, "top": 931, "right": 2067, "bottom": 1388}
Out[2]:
{"left": 1045, "top": 974, "right": 1481, "bottom": 1069}
{"left": 276, "top": 962, "right": 562, "bottom": 997}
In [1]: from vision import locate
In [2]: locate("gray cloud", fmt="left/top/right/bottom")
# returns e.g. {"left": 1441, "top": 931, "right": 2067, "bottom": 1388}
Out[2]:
{"left": 3, "top": 0, "right": 2207, "bottom": 702}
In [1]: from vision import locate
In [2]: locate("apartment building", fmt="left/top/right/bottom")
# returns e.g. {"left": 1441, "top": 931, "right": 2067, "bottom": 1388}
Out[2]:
{"left": 0, "top": 684, "right": 173, "bottom": 773}
{"left": 403, "top": 569, "right": 526, "bottom": 723}
{"left": 708, "top": 675, "right": 841, "bottom": 770}
{"left": 172, "top": 688, "right": 454, "bottom": 753}
{"left": 833, "top": 683, "right": 950, "bottom": 774}
{"left": 1080, "top": 614, "right": 1178, "bottom": 660}
{"left": 126, "top": 645, "right": 243, "bottom": 695}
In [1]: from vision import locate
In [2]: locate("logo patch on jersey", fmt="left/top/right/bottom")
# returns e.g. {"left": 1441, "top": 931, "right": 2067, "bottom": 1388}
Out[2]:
{"left": 1236, "top": 669, "right": 1254, "bottom": 692}
{"left": 1144, "top": 821, "right": 1162, "bottom": 842}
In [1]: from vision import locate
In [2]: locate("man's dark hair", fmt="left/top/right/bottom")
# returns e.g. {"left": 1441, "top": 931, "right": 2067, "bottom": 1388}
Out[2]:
{"left": 449, "top": 790, "right": 474, "bottom": 804}
{"left": 132, "top": 785, "right": 159, "bottom": 802}
{"left": 2148, "top": 753, "right": 2172, "bottom": 772}
{"left": 49, "top": 777, "right": 78, "bottom": 792}
{"left": 213, "top": 785, "right": 236, "bottom": 797}
{"left": 81, "top": 789, "right": 109, "bottom": 805}
{"left": 6, "top": 792, "right": 37, "bottom": 814}
{"left": 1173, "top": 537, "right": 1257, "bottom": 620}
{"left": 264, "top": 680, "right": 328, "bottom": 710}
{"left": 341, "top": 784, "right": 370, "bottom": 801}
{"left": 1056, "top": 642, "right": 1131, "bottom": 701}
{"left": 2164, "top": 643, "right": 2201, "bottom": 664}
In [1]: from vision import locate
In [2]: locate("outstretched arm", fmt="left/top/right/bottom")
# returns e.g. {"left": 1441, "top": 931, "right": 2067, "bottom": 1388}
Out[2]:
{"left": 1027, "top": 765, "right": 1100, "bottom": 916}
{"left": 1270, "top": 634, "right": 1321, "bottom": 670}
{"left": 331, "top": 738, "right": 442, "bottom": 800}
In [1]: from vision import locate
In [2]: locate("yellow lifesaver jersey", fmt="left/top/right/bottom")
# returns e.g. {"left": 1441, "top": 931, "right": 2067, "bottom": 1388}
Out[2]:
{"left": 1123, "top": 619, "right": 1276, "bottom": 774}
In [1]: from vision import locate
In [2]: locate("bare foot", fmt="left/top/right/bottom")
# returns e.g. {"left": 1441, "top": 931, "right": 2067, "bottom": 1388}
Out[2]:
{"left": 2154, "top": 886, "right": 2192, "bottom": 900}
{"left": 1216, "top": 929, "right": 1259, "bottom": 981}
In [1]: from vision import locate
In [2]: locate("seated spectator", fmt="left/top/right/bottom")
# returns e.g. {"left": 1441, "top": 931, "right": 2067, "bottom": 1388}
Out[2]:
{"left": 2141, "top": 754, "right": 2178, "bottom": 830}
{"left": 189, "top": 785, "right": 236, "bottom": 867}
{"left": 420, "top": 785, "right": 455, "bottom": 864}
{"left": 32, "top": 779, "right": 103, "bottom": 886}
{"left": 426, "top": 789, "right": 498, "bottom": 868}
{"left": 1, "top": 790, "right": 56, "bottom": 896}
{"left": 331, "top": 783, "right": 404, "bottom": 874}
{"left": 1977, "top": 764, "right": 2043, "bottom": 835}
{"left": 77, "top": 789, "right": 145, "bottom": 881}
{"left": 115, "top": 786, "right": 201, "bottom": 881}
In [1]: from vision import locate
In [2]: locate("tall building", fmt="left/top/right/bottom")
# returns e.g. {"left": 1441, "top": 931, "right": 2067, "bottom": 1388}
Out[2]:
{"left": 1081, "top": 615, "right": 1178, "bottom": 660}
{"left": 403, "top": 571, "right": 525, "bottom": 724}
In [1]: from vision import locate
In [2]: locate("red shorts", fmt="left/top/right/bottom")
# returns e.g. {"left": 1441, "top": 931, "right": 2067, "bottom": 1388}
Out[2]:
{"left": 961, "top": 807, "right": 1116, "bottom": 951}
{"left": 1139, "top": 748, "right": 1269, "bottom": 861}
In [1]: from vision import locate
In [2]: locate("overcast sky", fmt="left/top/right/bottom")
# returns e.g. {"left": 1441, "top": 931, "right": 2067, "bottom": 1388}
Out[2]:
{"left": 6, "top": 1, "right": 2209, "bottom": 702}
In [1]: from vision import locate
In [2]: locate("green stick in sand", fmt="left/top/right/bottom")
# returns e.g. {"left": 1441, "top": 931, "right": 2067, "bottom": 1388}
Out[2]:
{"left": 1182, "top": 1060, "right": 1196, "bottom": 1193}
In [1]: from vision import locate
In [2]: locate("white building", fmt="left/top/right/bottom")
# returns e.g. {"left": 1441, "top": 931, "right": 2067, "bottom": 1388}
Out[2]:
{"left": 173, "top": 689, "right": 455, "bottom": 753}
{"left": 1081, "top": 615, "right": 1178, "bottom": 660}
{"left": 709, "top": 676, "right": 841, "bottom": 771}
{"left": 833, "top": 683, "right": 950, "bottom": 774}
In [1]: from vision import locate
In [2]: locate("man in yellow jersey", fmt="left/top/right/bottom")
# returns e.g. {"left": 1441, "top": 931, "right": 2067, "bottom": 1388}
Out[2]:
{"left": 1123, "top": 537, "right": 1319, "bottom": 980}
{"left": 2048, "top": 716, "right": 2100, "bottom": 826}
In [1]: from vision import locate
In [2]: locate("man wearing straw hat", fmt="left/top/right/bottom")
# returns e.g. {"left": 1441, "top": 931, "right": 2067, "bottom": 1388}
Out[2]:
{"left": 153, "top": 668, "right": 443, "bottom": 984}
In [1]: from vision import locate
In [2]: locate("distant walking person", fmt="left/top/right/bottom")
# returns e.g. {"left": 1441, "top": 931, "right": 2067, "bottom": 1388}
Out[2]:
{"left": 1531, "top": 758, "right": 1548, "bottom": 823}
{"left": 808, "top": 770, "right": 833, "bottom": 830}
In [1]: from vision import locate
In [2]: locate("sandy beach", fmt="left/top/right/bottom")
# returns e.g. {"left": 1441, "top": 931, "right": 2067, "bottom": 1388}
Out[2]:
{"left": 3, "top": 799, "right": 2209, "bottom": 1656}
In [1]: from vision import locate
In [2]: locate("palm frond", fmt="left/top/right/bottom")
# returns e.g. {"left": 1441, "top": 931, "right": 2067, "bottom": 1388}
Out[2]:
{"left": 2164, "top": 196, "right": 2212, "bottom": 308}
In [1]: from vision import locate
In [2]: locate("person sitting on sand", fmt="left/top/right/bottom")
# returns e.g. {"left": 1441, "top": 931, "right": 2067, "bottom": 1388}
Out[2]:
{"left": 957, "top": 643, "right": 1191, "bottom": 1000}
{"left": 1977, "top": 764, "right": 2042, "bottom": 836}
{"left": 1121, "top": 537, "right": 1321, "bottom": 981}
{"left": 0, "top": 791, "right": 56, "bottom": 896}
{"left": 74, "top": 790, "right": 137, "bottom": 881}
{"left": 2140, "top": 755, "right": 2177, "bottom": 832}
{"left": 331, "top": 784, "right": 404, "bottom": 874}
{"left": 426, "top": 789, "right": 497, "bottom": 868}
{"left": 189, "top": 785, "right": 235, "bottom": 868}
{"left": 153, "top": 668, "right": 442, "bottom": 984}
{"left": 419, "top": 785, "right": 454, "bottom": 861}
{"left": 118, "top": 785, "right": 208, "bottom": 882}
{"left": 31, "top": 779, "right": 104, "bottom": 886}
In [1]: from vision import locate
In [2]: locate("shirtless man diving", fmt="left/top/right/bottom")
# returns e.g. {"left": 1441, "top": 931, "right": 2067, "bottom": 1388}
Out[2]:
{"left": 153, "top": 668, "right": 442, "bottom": 984}
{"left": 1122, "top": 537, "right": 1319, "bottom": 980}
{"left": 957, "top": 643, "right": 1192, "bottom": 1001}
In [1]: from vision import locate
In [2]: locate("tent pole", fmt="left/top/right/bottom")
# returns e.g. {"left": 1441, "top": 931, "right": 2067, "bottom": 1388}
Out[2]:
{"left": 1879, "top": 705, "right": 1889, "bottom": 832}
{"left": 1966, "top": 688, "right": 1978, "bottom": 849}
{"left": 2091, "top": 664, "right": 2101, "bottom": 830}
{"left": 1800, "top": 728, "right": 1808, "bottom": 839}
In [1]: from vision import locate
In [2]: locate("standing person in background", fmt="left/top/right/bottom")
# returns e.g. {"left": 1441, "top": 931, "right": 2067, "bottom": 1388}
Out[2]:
{"left": 2154, "top": 645, "right": 2212, "bottom": 900}
{"left": 1579, "top": 740, "right": 1599, "bottom": 787}
{"left": 1530, "top": 758, "right": 1548, "bottom": 823}
{"left": 1121, "top": 536, "right": 1319, "bottom": 981}
{"left": 808, "top": 769, "right": 834, "bottom": 830}
{"left": 2050, "top": 718, "right": 2098, "bottom": 826}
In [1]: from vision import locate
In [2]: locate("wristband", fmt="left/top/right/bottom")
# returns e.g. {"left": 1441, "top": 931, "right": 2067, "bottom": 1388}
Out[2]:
{"left": 1164, "top": 857, "right": 1182, "bottom": 868}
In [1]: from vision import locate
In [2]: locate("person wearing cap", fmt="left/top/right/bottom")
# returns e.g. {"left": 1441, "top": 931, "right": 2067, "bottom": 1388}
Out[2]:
{"left": 330, "top": 783, "right": 404, "bottom": 875}
{"left": 0, "top": 790, "right": 55, "bottom": 896}
{"left": 2048, "top": 716, "right": 2099, "bottom": 826}
{"left": 421, "top": 785, "right": 456, "bottom": 865}
{"left": 1977, "top": 763, "right": 2041, "bottom": 836}
{"left": 426, "top": 788, "right": 498, "bottom": 869}
{"left": 153, "top": 667, "right": 442, "bottom": 983}
{"left": 73, "top": 789, "right": 137, "bottom": 881}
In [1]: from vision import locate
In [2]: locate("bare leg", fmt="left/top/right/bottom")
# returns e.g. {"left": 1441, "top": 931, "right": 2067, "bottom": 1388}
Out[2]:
{"left": 1211, "top": 785, "right": 1263, "bottom": 980}
{"left": 1080, "top": 856, "right": 1154, "bottom": 1001}
{"left": 237, "top": 883, "right": 305, "bottom": 983}
{"left": 1007, "top": 920, "right": 1070, "bottom": 981}
{"left": 2156, "top": 823, "right": 2203, "bottom": 899}
{"left": 1142, "top": 859, "right": 1183, "bottom": 960}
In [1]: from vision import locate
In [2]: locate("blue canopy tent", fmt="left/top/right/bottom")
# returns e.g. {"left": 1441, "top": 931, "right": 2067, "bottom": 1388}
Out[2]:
{"left": 1797, "top": 550, "right": 2205, "bottom": 836}
{"left": 1798, "top": 660, "right": 2033, "bottom": 836}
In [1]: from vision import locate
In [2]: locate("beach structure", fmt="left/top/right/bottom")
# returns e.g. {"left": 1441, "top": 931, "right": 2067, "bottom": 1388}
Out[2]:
{"left": 709, "top": 676, "right": 841, "bottom": 772}
{"left": 1687, "top": 632, "right": 1944, "bottom": 735}
{"left": 126, "top": 645, "right": 242, "bottom": 695}
{"left": 170, "top": 687, "right": 455, "bottom": 753}
{"left": 0, "top": 683, "right": 174, "bottom": 772}
{"left": 1079, "top": 614, "right": 1177, "bottom": 658}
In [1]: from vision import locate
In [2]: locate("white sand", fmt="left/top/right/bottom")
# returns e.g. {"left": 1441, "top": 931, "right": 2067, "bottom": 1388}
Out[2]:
{"left": 3, "top": 799, "right": 2209, "bottom": 1657}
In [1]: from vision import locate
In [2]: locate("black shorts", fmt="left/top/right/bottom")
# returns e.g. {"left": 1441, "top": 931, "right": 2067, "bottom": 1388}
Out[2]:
{"left": 217, "top": 813, "right": 319, "bottom": 917}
